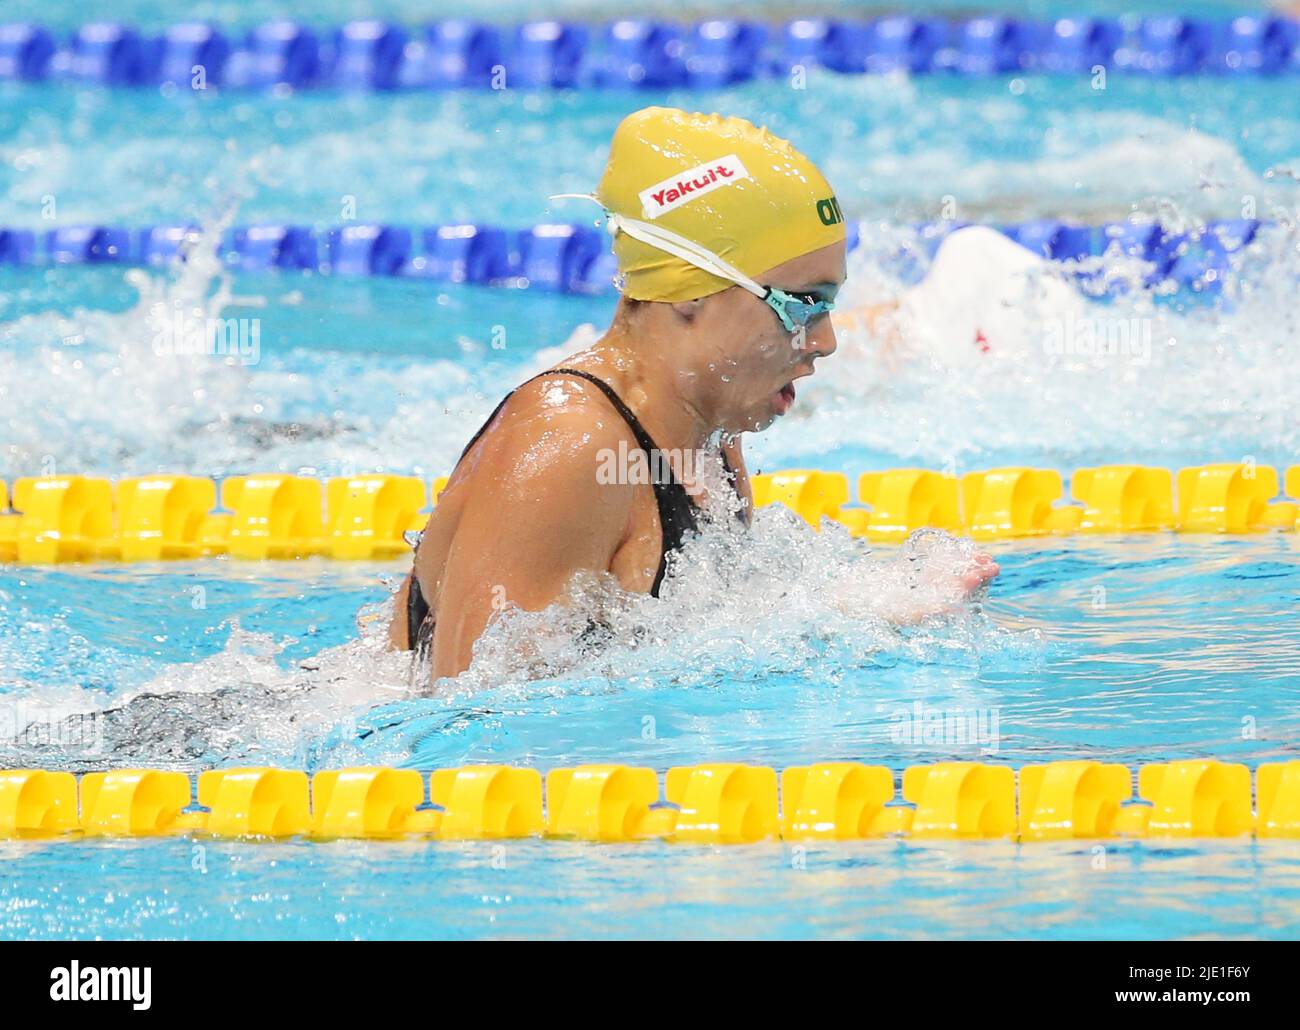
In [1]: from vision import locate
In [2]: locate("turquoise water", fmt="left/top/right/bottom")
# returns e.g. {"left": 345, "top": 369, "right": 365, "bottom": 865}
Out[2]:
{"left": 5, "top": 837, "right": 1299, "bottom": 941}
{"left": 3, "top": 537, "right": 1299, "bottom": 770}
{"left": 2, "top": 536, "right": 1299, "bottom": 939}
{"left": 3, "top": 0, "right": 1300, "bottom": 940}
{"left": 3, "top": 72, "right": 1299, "bottom": 479}
{"left": 4, "top": 75, "right": 1299, "bottom": 229}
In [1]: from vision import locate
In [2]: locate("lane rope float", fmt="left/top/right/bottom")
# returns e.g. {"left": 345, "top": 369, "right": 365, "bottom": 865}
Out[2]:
{"left": 0, "top": 218, "right": 1263, "bottom": 297}
{"left": 1, "top": 464, "right": 1297, "bottom": 564}
{"left": 3, "top": 760, "right": 1297, "bottom": 843}
{"left": 1, "top": 16, "right": 1297, "bottom": 92}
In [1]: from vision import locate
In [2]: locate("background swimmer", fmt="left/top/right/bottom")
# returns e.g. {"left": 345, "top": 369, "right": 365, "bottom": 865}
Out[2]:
{"left": 834, "top": 225, "right": 1090, "bottom": 367}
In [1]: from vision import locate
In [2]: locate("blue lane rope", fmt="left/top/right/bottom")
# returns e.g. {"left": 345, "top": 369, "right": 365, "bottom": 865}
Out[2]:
{"left": 0, "top": 218, "right": 1264, "bottom": 297}
{"left": 0, "top": 16, "right": 1298, "bottom": 91}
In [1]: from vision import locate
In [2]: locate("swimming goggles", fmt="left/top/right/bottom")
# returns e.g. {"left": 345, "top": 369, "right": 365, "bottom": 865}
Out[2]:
{"left": 551, "top": 194, "right": 837, "bottom": 333}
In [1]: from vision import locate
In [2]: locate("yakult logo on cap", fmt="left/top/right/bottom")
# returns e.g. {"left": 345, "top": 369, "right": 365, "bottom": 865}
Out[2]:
{"left": 638, "top": 154, "right": 750, "bottom": 219}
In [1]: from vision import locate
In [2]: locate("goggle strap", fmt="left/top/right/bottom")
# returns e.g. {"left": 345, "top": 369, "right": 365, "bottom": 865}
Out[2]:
{"left": 548, "top": 193, "right": 773, "bottom": 303}
{"left": 605, "top": 213, "right": 770, "bottom": 300}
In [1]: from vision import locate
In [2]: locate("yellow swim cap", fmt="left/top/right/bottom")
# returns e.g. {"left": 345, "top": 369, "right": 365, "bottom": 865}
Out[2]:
{"left": 594, "top": 106, "right": 846, "bottom": 302}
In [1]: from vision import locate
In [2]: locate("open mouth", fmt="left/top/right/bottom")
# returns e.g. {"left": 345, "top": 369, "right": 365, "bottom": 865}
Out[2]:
{"left": 773, "top": 380, "right": 797, "bottom": 415}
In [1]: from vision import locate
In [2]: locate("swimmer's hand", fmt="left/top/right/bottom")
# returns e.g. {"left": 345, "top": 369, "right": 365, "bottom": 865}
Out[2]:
{"left": 950, "top": 550, "right": 1001, "bottom": 594}
{"left": 829, "top": 529, "right": 1000, "bottom": 626}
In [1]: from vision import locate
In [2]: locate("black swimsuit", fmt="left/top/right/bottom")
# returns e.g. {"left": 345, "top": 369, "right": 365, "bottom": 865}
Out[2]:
{"left": 404, "top": 367, "right": 734, "bottom": 655}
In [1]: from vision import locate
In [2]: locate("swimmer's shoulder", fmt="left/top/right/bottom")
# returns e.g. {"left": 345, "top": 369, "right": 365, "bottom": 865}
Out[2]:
{"left": 452, "top": 375, "right": 641, "bottom": 517}
{"left": 482, "top": 371, "right": 634, "bottom": 451}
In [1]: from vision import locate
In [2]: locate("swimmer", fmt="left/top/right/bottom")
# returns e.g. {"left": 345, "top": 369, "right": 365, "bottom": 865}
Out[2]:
{"left": 388, "top": 106, "right": 999, "bottom": 680}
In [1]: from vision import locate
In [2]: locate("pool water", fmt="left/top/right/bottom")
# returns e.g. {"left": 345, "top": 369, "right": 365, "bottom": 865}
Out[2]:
{"left": 5, "top": 836, "right": 1299, "bottom": 941}
{"left": 3, "top": 532, "right": 1299, "bottom": 938}
{"left": 4, "top": 73, "right": 1300, "bottom": 479}
{"left": 3, "top": 0, "right": 1300, "bottom": 939}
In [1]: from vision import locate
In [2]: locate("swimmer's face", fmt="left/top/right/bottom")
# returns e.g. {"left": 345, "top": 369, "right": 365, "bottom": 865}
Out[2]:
{"left": 688, "top": 241, "right": 846, "bottom": 433}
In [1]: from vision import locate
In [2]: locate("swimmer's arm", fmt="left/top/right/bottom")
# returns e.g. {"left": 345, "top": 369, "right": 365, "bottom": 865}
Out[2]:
{"left": 829, "top": 550, "right": 1000, "bottom": 626}
{"left": 428, "top": 418, "right": 635, "bottom": 680}
{"left": 832, "top": 300, "right": 907, "bottom": 370}
{"left": 831, "top": 300, "right": 899, "bottom": 337}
